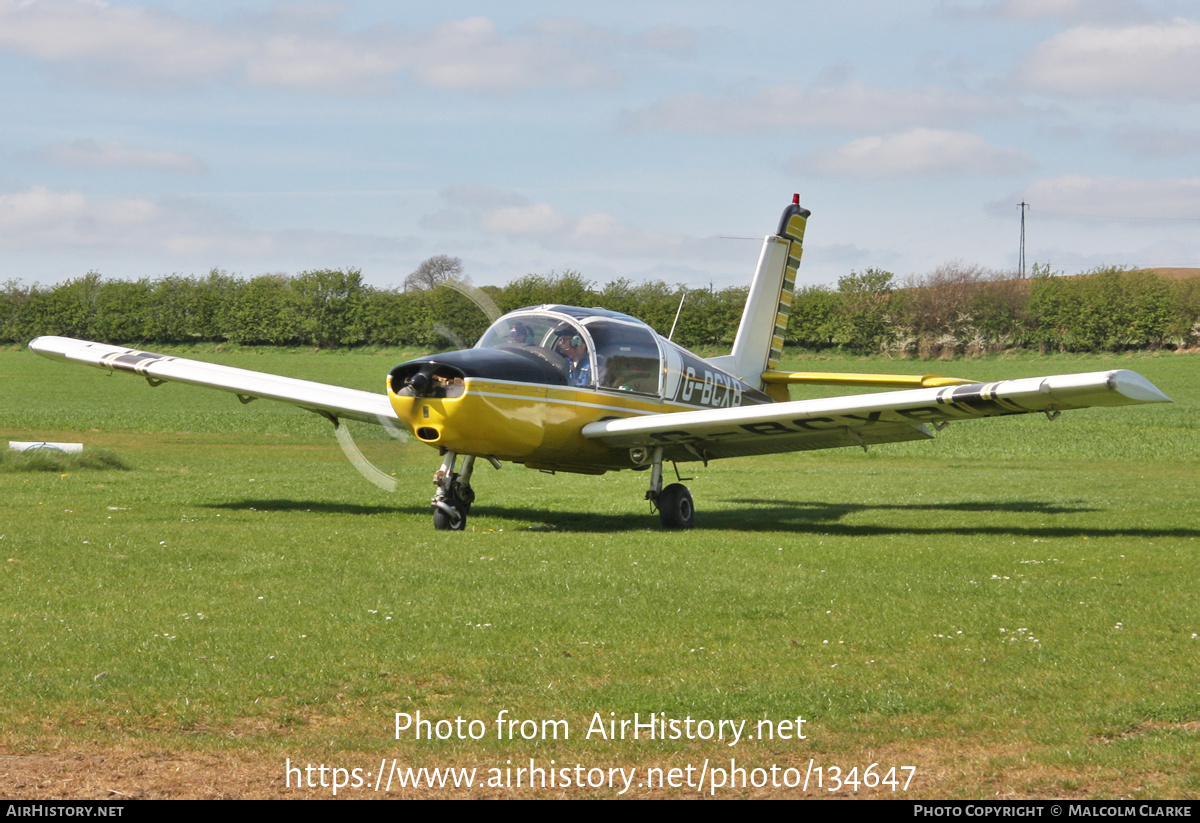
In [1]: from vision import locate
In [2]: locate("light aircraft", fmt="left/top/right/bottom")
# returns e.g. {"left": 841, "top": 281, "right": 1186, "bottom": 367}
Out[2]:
{"left": 29, "top": 196, "right": 1171, "bottom": 530}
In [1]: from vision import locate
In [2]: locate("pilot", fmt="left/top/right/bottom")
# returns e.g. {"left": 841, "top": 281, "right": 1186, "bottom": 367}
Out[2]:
{"left": 553, "top": 328, "right": 593, "bottom": 387}
{"left": 506, "top": 323, "right": 534, "bottom": 345}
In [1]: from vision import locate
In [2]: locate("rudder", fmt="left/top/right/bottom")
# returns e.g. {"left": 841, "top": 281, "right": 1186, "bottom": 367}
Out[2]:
{"left": 706, "top": 195, "right": 810, "bottom": 400}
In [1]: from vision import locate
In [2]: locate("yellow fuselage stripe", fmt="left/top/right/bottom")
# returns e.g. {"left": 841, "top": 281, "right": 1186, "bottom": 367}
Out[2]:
{"left": 388, "top": 378, "right": 746, "bottom": 472}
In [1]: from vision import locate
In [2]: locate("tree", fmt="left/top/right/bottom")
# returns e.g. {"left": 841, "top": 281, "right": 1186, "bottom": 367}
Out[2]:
{"left": 225, "top": 274, "right": 303, "bottom": 345}
{"left": 787, "top": 285, "right": 839, "bottom": 349}
{"left": 833, "top": 268, "right": 897, "bottom": 353}
{"left": 292, "top": 268, "right": 367, "bottom": 347}
{"left": 35, "top": 272, "right": 102, "bottom": 340}
{"left": 404, "top": 255, "right": 464, "bottom": 292}
{"left": 92, "top": 278, "right": 153, "bottom": 343}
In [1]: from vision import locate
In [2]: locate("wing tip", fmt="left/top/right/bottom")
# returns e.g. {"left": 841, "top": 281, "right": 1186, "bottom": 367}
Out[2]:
{"left": 1108, "top": 369, "right": 1172, "bottom": 404}
{"left": 28, "top": 335, "right": 71, "bottom": 359}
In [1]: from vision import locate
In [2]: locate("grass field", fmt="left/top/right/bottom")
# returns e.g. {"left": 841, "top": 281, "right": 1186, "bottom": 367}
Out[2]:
{"left": 1, "top": 344, "right": 1197, "bottom": 798}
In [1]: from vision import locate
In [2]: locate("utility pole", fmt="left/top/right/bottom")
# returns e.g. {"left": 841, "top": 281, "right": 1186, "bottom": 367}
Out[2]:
{"left": 1018, "top": 201, "right": 1030, "bottom": 279}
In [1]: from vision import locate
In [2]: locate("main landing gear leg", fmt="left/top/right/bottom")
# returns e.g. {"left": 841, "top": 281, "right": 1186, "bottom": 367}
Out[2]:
{"left": 433, "top": 452, "right": 476, "bottom": 531}
{"left": 645, "top": 446, "right": 694, "bottom": 529}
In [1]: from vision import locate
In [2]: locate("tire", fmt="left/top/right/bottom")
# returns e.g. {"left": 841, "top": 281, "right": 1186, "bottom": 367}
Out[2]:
{"left": 433, "top": 504, "right": 466, "bottom": 531}
{"left": 658, "top": 483, "right": 694, "bottom": 529}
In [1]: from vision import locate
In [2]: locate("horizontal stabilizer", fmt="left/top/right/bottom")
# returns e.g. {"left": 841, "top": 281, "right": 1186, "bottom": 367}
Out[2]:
{"left": 761, "top": 371, "right": 976, "bottom": 389}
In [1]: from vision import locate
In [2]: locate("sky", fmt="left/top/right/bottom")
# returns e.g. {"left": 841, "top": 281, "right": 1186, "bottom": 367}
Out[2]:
{"left": 2, "top": 0, "right": 1200, "bottom": 291}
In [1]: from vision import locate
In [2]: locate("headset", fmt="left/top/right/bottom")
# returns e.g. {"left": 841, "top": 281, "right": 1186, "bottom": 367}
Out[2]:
{"left": 555, "top": 330, "right": 583, "bottom": 349}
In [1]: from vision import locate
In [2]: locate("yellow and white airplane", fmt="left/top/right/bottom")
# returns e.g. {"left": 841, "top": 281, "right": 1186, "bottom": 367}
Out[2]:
{"left": 29, "top": 196, "right": 1171, "bottom": 530}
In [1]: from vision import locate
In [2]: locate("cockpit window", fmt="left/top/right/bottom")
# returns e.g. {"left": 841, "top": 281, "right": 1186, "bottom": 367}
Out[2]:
{"left": 581, "top": 318, "right": 661, "bottom": 395}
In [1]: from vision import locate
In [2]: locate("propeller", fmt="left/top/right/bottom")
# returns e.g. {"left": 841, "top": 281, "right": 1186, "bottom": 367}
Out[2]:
{"left": 332, "top": 277, "right": 501, "bottom": 491}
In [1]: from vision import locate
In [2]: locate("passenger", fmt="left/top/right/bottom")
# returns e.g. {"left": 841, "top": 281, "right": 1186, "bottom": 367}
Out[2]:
{"left": 506, "top": 323, "right": 534, "bottom": 345}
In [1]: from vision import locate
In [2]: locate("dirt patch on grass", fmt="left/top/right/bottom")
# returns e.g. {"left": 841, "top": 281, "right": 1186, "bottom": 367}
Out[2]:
{"left": 1, "top": 747, "right": 301, "bottom": 800}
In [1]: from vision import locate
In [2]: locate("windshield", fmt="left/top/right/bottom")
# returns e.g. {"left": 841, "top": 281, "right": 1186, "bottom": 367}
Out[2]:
{"left": 476, "top": 310, "right": 665, "bottom": 394}
{"left": 477, "top": 313, "right": 582, "bottom": 351}
{"left": 477, "top": 312, "right": 595, "bottom": 388}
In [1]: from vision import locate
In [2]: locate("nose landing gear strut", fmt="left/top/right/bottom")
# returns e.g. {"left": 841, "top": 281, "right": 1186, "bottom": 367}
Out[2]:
{"left": 432, "top": 451, "right": 475, "bottom": 530}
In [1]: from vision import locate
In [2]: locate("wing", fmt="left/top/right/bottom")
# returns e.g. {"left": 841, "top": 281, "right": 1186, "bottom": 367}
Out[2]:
{"left": 28, "top": 336, "right": 399, "bottom": 426}
{"left": 581, "top": 370, "right": 1171, "bottom": 462}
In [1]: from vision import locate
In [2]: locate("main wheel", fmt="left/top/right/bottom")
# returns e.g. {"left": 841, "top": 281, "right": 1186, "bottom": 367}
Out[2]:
{"left": 658, "top": 483, "right": 694, "bottom": 529}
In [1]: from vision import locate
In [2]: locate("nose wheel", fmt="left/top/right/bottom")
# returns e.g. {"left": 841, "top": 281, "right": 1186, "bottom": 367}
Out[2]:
{"left": 432, "top": 452, "right": 475, "bottom": 530}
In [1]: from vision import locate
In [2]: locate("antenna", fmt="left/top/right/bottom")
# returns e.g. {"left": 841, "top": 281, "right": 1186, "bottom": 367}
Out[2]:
{"left": 1018, "top": 201, "right": 1030, "bottom": 279}
{"left": 668, "top": 290, "right": 687, "bottom": 341}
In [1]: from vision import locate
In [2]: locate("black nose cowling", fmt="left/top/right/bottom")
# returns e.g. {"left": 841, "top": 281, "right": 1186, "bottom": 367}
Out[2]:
{"left": 388, "top": 346, "right": 570, "bottom": 399}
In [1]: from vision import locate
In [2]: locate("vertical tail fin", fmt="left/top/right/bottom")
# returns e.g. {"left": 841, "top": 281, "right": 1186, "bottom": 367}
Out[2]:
{"left": 706, "top": 196, "right": 810, "bottom": 400}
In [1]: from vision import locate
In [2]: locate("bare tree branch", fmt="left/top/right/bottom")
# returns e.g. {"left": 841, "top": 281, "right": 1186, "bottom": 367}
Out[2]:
{"left": 404, "top": 255, "right": 464, "bottom": 291}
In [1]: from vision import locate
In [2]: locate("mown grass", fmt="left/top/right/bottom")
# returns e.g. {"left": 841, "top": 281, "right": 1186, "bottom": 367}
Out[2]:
{"left": 0, "top": 345, "right": 1196, "bottom": 798}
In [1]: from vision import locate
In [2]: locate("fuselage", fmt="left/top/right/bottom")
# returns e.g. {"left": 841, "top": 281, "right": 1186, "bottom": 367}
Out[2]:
{"left": 386, "top": 305, "right": 772, "bottom": 473}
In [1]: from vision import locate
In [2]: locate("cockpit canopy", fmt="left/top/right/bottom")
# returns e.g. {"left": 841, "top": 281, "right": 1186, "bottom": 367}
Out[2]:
{"left": 477, "top": 306, "right": 663, "bottom": 394}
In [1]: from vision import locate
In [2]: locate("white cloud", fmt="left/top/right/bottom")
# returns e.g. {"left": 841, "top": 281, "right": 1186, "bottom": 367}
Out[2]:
{"left": 1014, "top": 175, "right": 1200, "bottom": 220}
{"left": 0, "top": 186, "right": 162, "bottom": 250}
{"left": 32, "top": 140, "right": 206, "bottom": 173}
{"left": 243, "top": 32, "right": 404, "bottom": 94}
{"left": 481, "top": 203, "right": 570, "bottom": 236}
{"left": 987, "top": 0, "right": 1091, "bottom": 18}
{"left": 424, "top": 187, "right": 686, "bottom": 257}
{"left": 486, "top": 202, "right": 684, "bottom": 256}
{"left": 1111, "top": 125, "right": 1200, "bottom": 158}
{"left": 626, "top": 81, "right": 1008, "bottom": 134}
{"left": 403, "top": 17, "right": 619, "bottom": 94}
{"left": 1015, "top": 17, "right": 1200, "bottom": 99}
{"left": 795, "top": 129, "right": 1033, "bottom": 177}
{"left": 0, "top": 0, "right": 243, "bottom": 84}
{"left": 0, "top": 2, "right": 635, "bottom": 95}
{"left": 958, "top": 0, "right": 1141, "bottom": 22}
{"left": 421, "top": 186, "right": 536, "bottom": 232}
{"left": 444, "top": 184, "right": 529, "bottom": 209}
{"left": 638, "top": 24, "right": 694, "bottom": 53}
{"left": 562, "top": 211, "right": 681, "bottom": 256}
{"left": 0, "top": 185, "right": 412, "bottom": 260}
{"left": 528, "top": 17, "right": 623, "bottom": 48}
